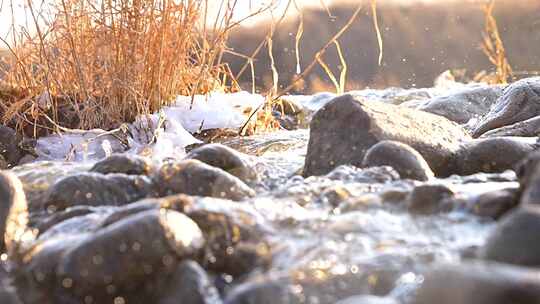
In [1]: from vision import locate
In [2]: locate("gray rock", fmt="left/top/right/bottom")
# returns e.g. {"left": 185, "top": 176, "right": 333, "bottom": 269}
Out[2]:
{"left": 335, "top": 295, "right": 398, "bottom": 304}
{"left": 407, "top": 184, "right": 454, "bottom": 215}
{"left": 0, "top": 265, "right": 20, "bottom": 304}
{"left": 451, "top": 137, "right": 537, "bottom": 176}
{"left": 0, "top": 171, "right": 29, "bottom": 256}
{"left": 470, "top": 188, "right": 519, "bottom": 220}
{"left": 90, "top": 154, "right": 153, "bottom": 175}
{"left": 303, "top": 94, "right": 470, "bottom": 177}
{"left": 362, "top": 141, "right": 434, "bottom": 181}
{"left": 514, "top": 150, "right": 540, "bottom": 190}
{"left": 186, "top": 144, "right": 258, "bottom": 183}
{"left": 0, "top": 126, "right": 23, "bottom": 168}
{"left": 158, "top": 260, "right": 222, "bottom": 304}
{"left": 225, "top": 255, "right": 406, "bottom": 304}
{"left": 155, "top": 160, "right": 255, "bottom": 201}
{"left": 482, "top": 115, "right": 540, "bottom": 137}
{"left": 326, "top": 165, "right": 400, "bottom": 183}
{"left": 419, "top": 86, "right": 502, "bottom": 124}
{"left": 518, "top": 153, "right": 540, "bottom": 206}
{"left": 473, "top": 77, "right": 540, "bottom": 137}
{"left": 412, "top": 262, "right": 540, "bottom": 304}
{"left": 56, "top": 209, "right": 205, "bottom": 303}
{"left": 44, "top": 172, "right": 155, "bottom": 211}
{"left": 482, "top": 205, "right": 540, "bottom": 266}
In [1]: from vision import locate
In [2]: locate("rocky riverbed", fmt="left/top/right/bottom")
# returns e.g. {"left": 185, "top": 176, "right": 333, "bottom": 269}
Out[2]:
{"left": 1, "top": 77, "right": 540, "bottom": 304}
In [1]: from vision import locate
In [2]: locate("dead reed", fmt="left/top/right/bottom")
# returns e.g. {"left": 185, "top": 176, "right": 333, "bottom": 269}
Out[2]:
{"left": 479, "top": 0, "right": 514, "bottom": 84}
{"left": 0, "top": 0, "right": 269, "bottom": 136}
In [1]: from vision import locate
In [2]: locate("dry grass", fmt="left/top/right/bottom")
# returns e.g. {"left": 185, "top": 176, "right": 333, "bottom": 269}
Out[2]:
{"left": 0, "top": 0, "right": 270, "bottom": 136}
{"left": 478, "top": 0, "right": 514, "bottom": 84}
{"left": 0, "top": 0, "right": 379, "bottom": 138}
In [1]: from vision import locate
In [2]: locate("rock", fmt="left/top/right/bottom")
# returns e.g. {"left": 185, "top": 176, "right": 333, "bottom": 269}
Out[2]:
{"left": 514, "top": 150, "right": 540, "bottom": 206}
{"left": 186, "top": 144, "right": 258, "bottom": 183}
{"left": 0, "top": 171, "right": 29, "bottom": 255}
{"left": 419, "top": 86, "right": 502, "bottom": 124}
{"left": 90, "top": 154, "right": 153, "bottom": 175}
{"left": 224, "top": 279, "right": 300, "bottom": 304}
{"left": 325, "top": 165, "right": 400, "bottom": 184}
{"left": 469, "top": 188, "right": 519, "bottom": 219}
{"left": 412, "top": 262, "right": 540, "bottom": 304}
{"left": 155, "top": 160, "right": 255, "bottom": 201}
{"left": 303, "top": 94, "right": 470, "bottom": 177}
{"left": 362, "top": 141, "right": 434, "bottom": 181}
{"left": 44, "top": 172, "right": 155, "bottom": 212}
{"left": 481, "top": 115, "right": 540, "bottom": 137}
{"left": 0, "top": 126, "right": 23, "bottom": 168}
{"left": 157, "top": 260, "right": 222, "bottom": 304}
{"left": 225, "top": 255, "right": 406, "bottom": 304}
{"left": 481, "top": 205, "right": 540, "bottom": 266}
{"left": 473, "top": 77, "right": 540, "bottom": 137}
{"left": 407, "top": 184, "right": 454, "bottom": 215}
{"left": 514, "top": 150, "right": 540, "bottom": 189}
{"left": 451, "top": 137, "right": 538, "bottom": 176}
{"left": 184, "top": 198, "right": 271, "bottom": 277}
{"left": 56, "top": 209, "right": 205, "bottom": 303}
{"left": 335, "top": 295, "right": 398, "bottom": 304}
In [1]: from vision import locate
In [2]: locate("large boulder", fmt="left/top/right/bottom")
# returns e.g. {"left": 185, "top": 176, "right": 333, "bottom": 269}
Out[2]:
{"left": 412, "top": 262, "right": 540, "bottom": 304}
{"left": 362, "top": 141, "right": 434, "bottom": 181}
{"left": 481, "top": 205, "right": 540, "bottom": 266}
{"left": 473, "top": 77, "right": 540, "bottom": 137}
{"left": 303, "top": 94, "right": 470, "bottom": 177}
{"left": 450, "top": 137, "right": 538, "bottom": 176}
{"left": 419, "top": 86, "right": 502, "bottom": 124}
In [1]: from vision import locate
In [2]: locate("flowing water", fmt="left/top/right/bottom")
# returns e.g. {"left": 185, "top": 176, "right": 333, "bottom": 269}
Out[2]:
{"left": 11, "top": 124, "right": 517, "bottom": 302}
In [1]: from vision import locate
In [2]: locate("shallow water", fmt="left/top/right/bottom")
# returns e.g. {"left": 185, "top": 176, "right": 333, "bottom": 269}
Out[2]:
{"left": 8, "top": 83, "right": 516, "bottom": 302}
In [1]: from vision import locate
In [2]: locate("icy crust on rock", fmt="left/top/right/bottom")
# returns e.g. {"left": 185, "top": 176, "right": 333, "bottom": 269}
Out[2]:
{"left": 36, "top": 92, "right": 265, "bottom": 162}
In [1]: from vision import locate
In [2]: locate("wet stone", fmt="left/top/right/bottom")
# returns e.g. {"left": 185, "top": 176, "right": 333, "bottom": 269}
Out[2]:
{"left": 154, "top": 260, "right": 222, "bottom": 304}
{"left": 412, "top": 262, "right": 540, "bottom": 304}
{"left": 335, "top": 295, "right": 398, "bottom": 304}
{"left": 56, "top": 209, "right": 205, "bottom": 303}
{"left": 325, "top": 165, "right": 400, "bottom": 184}
{"left": 155, "top": 159, "right": 255, "bottom": 201}
{"left": 407, "top": 184, "right": 455, "bottom": 215}
{"left": 469, "top": 188, "right": 519, "bottom": 220}
{"left": 482, "top": 205, "right": 540, "bottom": 267}
{"left": 451, "top": 137, "right": 538, "bottom": 176}
{"left": 516, "top": 151, "right": 540, "bottom": 206}
{"left": 44, "top": 172, "right": 155, "bottom": 212}
{"left": 186, "top": 143, "right": 259, "bottom": 183}
{"left": 90, "top": 154, "right": 153, "bottom": 175}
{"left": 0, "top": 171, "right": 29, "bottom": 256}
{"left": 362, "top": 141, "right": 434, "bottom": 181}
{"left": 0, "top": 126, "right": 23, "bottom": 168}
